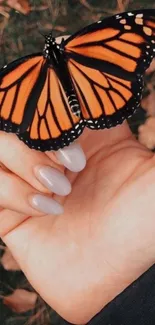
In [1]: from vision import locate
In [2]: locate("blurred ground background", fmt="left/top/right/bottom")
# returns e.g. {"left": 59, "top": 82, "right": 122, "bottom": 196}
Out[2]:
{"left": 0, "top": 0, "right": 155, "bottom": 324}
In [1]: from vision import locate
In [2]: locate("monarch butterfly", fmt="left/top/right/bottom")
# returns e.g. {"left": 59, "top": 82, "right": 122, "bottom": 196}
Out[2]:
{"left": 0, "top": 9, "right": 155, "bottom": 151}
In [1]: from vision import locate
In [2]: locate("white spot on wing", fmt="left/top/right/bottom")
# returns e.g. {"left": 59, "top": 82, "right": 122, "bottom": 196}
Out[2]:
{"left": 127, "top": 12, "right": 134, "bottom": 16}
{"left": 136, "top": 13, "right": 143, "bottom": 18}
{"left": 116, "top": 15, "right": 122, "bottom": 19}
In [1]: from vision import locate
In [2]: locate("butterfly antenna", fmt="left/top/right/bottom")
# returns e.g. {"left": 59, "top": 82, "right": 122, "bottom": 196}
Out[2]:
{"left": 37, "top": 0, "right": 62, "bottom": 38}
{"left": 38, "top": 30, "right": 46, "bottom": 38}
{"left": 37, "top": 23, "right": 52, "bottom": 38}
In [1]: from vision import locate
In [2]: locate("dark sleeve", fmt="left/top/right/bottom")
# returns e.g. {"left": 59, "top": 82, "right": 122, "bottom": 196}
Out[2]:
{"left": 57, "top": 265, "right": 155, "bottom": 325}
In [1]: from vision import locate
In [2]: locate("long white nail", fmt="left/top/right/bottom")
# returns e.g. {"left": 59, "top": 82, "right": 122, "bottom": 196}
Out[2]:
{"left": 34, "top": 166, "right": 71, "bottom": 196}
{"left": 56, "top": 143, "right": 86, "bottom": 172}
{"left": 31, "top": 195, "right": 64, "bottom": 215}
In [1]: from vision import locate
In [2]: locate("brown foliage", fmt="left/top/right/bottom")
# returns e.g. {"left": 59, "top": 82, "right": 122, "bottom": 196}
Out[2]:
{"left": 4, "top": 289, "right": 37, "bottom": 313}
{"left": 7, "top": 0, "right": 30, "bottom": 14}
{"left": 1, "top": 247, "right": 21, "bottom": 271}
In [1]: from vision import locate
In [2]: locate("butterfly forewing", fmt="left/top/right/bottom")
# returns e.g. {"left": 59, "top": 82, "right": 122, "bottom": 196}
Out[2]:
{"left": 0, "top": 55, "right": 45, "bottom": 133}
{"left": 64, "top": 9, "right": 155, "bottom": 78}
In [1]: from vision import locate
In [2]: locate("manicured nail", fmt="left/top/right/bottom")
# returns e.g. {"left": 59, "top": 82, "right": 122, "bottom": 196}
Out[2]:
{"left": 31, "top": 194, "right": 64, "bottom": 215}
{"left": 56, "top": 143, "right": 86, "bottom": 172}
{"left": 34, "top": 166, "right": 71, "bottom": 196}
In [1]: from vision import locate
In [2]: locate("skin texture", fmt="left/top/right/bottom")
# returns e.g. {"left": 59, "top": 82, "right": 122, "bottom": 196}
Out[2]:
{"left": 1, "top": 122, "right": 155, "bottom": 324}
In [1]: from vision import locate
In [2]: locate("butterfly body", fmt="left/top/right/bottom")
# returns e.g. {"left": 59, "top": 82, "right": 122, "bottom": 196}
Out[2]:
{"left": 43, "top": 35, "right": 81, "bottom": 117}
{"left": 0, "top": 9, "right": 154, "bottom": 151}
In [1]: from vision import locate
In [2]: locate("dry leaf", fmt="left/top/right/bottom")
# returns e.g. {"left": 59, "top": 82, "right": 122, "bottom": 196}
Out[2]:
{"left": 79, "top": 0, "right": 95, "bottom": 10}
{"left": 146, "top": 58, "right": 155, "bottom": 74}
{"left": 0, "top": 4, "right": 10, "bottom": 18}
{"left": 117, "top": 0, "right": 130, "bottom": 12}
{"left": 7, "top": 0, "right": 30, "bottom": 15}
{"left": 141, "top": 91, "right": 155, "bottom": 116}
{"left": 4, "top": 289, "right": 37, "bottom": 313}
{"left": 1, "top": 247, "right": 21, "bottom": 271}
{"left": 138, "top": 117, "right": 155, "bottom": 150}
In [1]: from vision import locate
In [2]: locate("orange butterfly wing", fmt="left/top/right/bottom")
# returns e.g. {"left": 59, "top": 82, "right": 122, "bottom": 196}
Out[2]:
{"left": 65, "top": 10, "right": 155, "bottom": 77}
{"left": 0, "top": 55, "right": 46, "bottom": 133}
{"left": 64, "top": 9, "right": 155, "bottom": 128}
{"left": 0, "top": 56, "right": 83, "bottom": 151}
{"left": 67, "top": 59, "right": 138, "bottom": 128}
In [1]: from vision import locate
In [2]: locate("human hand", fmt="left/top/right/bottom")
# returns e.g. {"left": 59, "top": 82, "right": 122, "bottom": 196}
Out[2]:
{"left": 1, "top": 121, "right": 155, "bottom": 324}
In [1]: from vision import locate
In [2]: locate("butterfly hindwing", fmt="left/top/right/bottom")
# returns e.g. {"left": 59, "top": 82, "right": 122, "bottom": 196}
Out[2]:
{"left": 18, "top": 68, "right": 84, "bottom": 151}
{"left": 67, "top": 59, "right": 142, "bottom": 129}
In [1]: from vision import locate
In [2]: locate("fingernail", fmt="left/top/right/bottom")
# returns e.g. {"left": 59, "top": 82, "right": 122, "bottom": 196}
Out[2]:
{"left": 31, "top": 194, "right": 64, "bottom": 215}
{"left": 34, "top": 166, "right": 71, "bottom": 196}
{"left": 56, "top": 143, "right": 86, "bottom": 172}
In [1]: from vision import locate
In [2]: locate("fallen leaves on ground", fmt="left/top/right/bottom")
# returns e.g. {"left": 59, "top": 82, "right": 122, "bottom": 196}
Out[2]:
{"left": 0, "top": 0, "right": 31, "bottom": 16}
{"left": 146, "top": 58, "right": 155, "bottom": 75}
{"left": 7, "top": 0, "right": 30, "bottom": 14}
{"left": 141, "top": 58, "right": 155, "bottom": 117}
{"left": 139, "top": 117, "right": 155, "bottom": 150}
{"left": 141, "top": 91, "right": 155, "bottom": 117}
{"left": 1, "top": 247, "right": 21, "bottom": 271}
{"left": 3, "top": 289, "right": 38, "bottom": 313}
